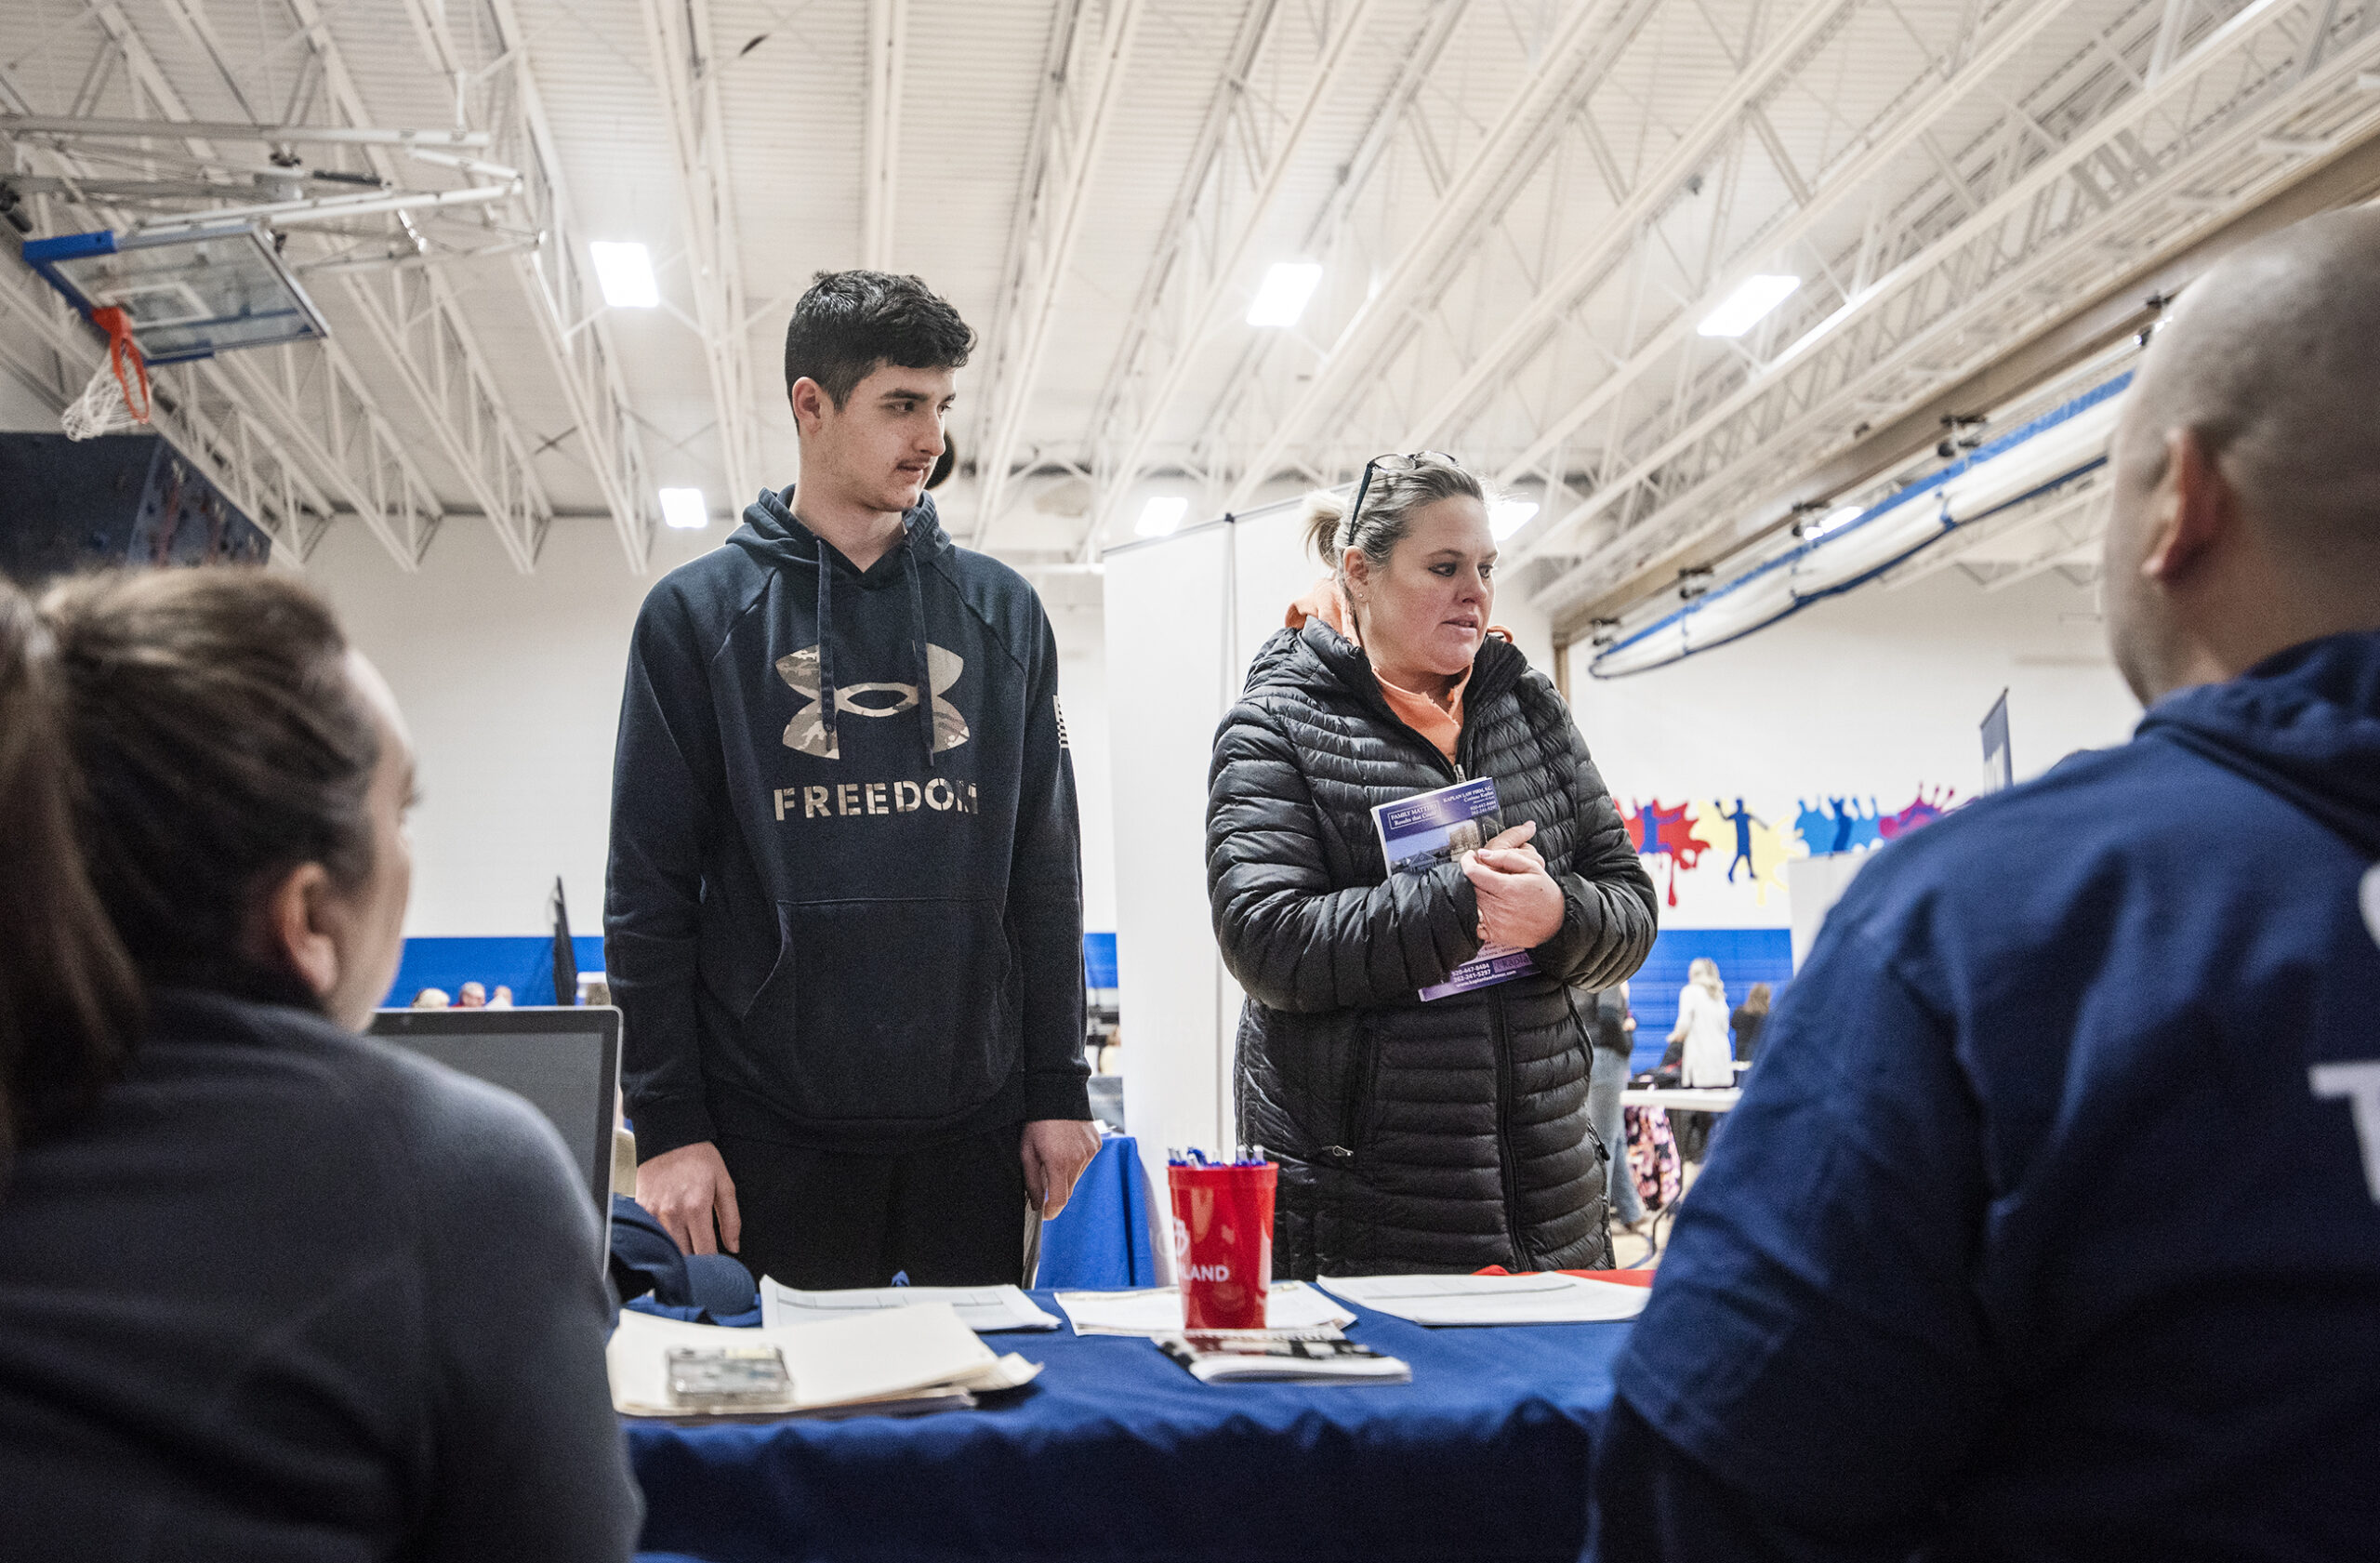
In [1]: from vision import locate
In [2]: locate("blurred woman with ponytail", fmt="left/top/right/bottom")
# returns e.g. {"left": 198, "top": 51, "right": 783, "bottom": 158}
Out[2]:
{"left": 0, "top": 568, "right": 638, "bottom": 1561}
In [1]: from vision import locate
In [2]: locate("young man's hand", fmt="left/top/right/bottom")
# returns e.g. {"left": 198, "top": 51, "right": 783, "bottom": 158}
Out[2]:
{"left": 637, "top": 1140, "right": 742, "bottom": 1256}
{"left": 1021, "top": 1119, "right": 1102, "bottom": 1218}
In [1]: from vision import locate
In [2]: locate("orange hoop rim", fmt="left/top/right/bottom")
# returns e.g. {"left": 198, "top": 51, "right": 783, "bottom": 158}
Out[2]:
{"left": 89, "top": 306, "right": 152, "bottom": 423}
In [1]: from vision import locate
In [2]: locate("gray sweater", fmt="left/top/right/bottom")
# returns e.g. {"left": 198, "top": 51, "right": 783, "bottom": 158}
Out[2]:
{"left": 0, "top": 988, "right": 641, "bottom": 1560}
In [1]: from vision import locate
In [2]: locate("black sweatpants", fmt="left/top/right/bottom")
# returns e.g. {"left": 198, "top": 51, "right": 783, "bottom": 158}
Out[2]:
{"left": 716, "top": 1120, "right": 1031, "bottom": 1290}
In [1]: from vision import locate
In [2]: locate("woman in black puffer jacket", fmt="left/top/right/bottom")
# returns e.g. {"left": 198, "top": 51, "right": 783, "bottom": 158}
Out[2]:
{"left": 1208, "top": 452, "right": 1658, "bottom": 1278}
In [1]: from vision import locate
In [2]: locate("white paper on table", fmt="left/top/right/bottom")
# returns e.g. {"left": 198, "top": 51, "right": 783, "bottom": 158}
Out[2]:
{"left": 1314, "top": 1272, "right": 1651, "bottom": 1326}
{"left": 758, "top": 1277, "right": 1062, "bottom": 1332}
{"left": 609, "top": 1301, "right": 1029, "bottom": 1416}
{"left": 1051, "top": 1279, "right": 1357, "bottom": 1337}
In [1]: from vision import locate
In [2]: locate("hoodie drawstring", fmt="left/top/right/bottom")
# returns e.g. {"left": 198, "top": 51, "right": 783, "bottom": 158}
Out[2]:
{"left": 905, "top": 532, "right": 939, "bottom": 768}
{"left": 814, "top": 545, "right": 839, "bottom": 762}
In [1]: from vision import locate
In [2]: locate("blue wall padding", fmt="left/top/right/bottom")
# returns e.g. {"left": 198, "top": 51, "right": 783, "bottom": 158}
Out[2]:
{"left": 1084, "top": 932, "right": 1118, "bottom": 989}
{"left": 385, "top": 935, "right": 605, "bottom": 1007}
{"left": 393, "top": 929, "right": 1784, "bottom": 1068}
{"left": 1625, "top": 929, "right": 1795, "bottom": 1072}
{"left": 390, "top": 934, "right": 1126, "bottom": 1007}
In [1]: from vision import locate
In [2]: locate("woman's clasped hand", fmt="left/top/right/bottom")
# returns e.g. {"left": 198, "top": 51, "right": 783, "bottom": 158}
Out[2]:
{"left": 1461, "top": 818, "right": 1566, "bottom": 948}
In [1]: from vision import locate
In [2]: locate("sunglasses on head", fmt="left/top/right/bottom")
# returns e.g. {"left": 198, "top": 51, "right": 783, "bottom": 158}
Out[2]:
{"left": 1345, "top": 450, "right": 1461, "bottom": 536}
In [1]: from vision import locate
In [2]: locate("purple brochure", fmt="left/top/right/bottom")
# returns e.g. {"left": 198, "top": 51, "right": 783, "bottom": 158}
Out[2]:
{"left": 1372, "top": 776, "right": 1538, "bottom": 1001}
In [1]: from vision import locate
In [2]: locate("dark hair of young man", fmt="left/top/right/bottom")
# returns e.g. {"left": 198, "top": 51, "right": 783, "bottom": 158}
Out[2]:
{"left": 783, "top": 270, "right": 974, "bottom": 410}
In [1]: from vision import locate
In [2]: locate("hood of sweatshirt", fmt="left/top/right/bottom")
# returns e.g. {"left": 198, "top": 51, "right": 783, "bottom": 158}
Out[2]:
{"left": 2137, "top": 629, "right": 2380, "bottom": 856}
{"left": 725, "top": 487, "right": 956, "bottom": 767}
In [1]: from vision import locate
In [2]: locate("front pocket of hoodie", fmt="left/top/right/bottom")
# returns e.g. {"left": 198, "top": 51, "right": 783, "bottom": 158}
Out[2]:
{"left": 740, "top": 897, "right": 1019, "bottom": 1122}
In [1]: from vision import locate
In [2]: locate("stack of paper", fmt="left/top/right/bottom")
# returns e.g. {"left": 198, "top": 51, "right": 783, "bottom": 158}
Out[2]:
{"left": 1316, "top": 1272, "right": 1651, "bottom": 1326}
{"left": 609, "top": 1301, "right": 1042, "bottom": 1421}
{"left": 759, "top": 1278, "right": 1062, "bottom": 1332}
{"left": 1051, "top": 1279, "right": 1357, "bottom": 1337}
{"left": 1157, "top": 1329, "right": 1411, "bottom": 1384}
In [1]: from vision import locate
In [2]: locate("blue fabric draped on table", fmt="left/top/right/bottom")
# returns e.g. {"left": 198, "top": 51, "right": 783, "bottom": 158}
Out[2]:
{"left": 628, "top": 1292, "right": 1630, "bottom": 1562}
{"left": 1033, "top": 1133, "right": 1157, "bottom": 1290}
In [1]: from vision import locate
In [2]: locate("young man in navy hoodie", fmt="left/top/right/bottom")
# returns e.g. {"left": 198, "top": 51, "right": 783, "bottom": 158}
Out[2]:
{"left": 1588, "top": 209, "right": 2380, "bottom": 1558}
{"left": 606, "top": 272, "right": 1098, "bottom": 1288}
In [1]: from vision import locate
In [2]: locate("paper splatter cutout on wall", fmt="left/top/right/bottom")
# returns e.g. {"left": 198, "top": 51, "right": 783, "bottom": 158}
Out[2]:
{"left": 1878, "top": 784, "right": 1958, "bottom": 840}
{"left": 1627, "top": 798, "right": 1712, "bottom": 907}
{"left": 1701, "top": 799, "right": 1805, "bottom": 907}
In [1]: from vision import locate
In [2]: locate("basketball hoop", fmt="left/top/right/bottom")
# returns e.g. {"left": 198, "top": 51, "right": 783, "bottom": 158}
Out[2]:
{"left": 62, "top": 305, "right": 153, "bottom": 441}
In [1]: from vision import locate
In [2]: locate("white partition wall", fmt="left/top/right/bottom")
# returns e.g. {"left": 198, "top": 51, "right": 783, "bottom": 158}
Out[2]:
{"left": 1105, "top": 502, "right": 1304, "bottom": 1273}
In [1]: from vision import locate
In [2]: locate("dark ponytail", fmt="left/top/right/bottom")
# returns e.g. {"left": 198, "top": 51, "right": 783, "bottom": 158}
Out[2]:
{"left": 42, "top": 569, "right": 379, "bottom": 1003}
{"left": 0, "top": 568, "right": 381, "bottom": 1185}
{"left": 0, "top": 580, "right": 141, "bottom": 1186}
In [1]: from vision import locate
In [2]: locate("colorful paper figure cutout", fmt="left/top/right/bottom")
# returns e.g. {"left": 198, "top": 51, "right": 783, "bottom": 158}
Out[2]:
{"left": 1633, "top": 786, "right": 1958, "bottom": 907}
{"left": 1721, "top": 799, "right": 1759, "bottom": 881}
{"left": 1697, "top": 799, "right": 1804, "bottom": 907}
{"left": 1879, "top": 784, "right": 1958, "bottom": 839}
{"left": 1626, "top": 798, "right": 1712, "bottom": 907}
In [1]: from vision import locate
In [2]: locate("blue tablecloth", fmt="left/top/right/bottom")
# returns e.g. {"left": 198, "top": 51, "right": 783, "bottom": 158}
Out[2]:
{"left": 628, "top": 1292, "right": 1630, "bottom": 1562}
{"left": 1033, "top": 1134, "right": 1157, "bottom": 1290}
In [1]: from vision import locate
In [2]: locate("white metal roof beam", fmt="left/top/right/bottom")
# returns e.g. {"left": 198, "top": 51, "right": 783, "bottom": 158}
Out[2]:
{"left": 1400, "top": 0, "right": 1867, "bottom": 449}
{"left": 211, "top": 339, "right": 446, "bottom": 569}
{"left": 970, "top": 0, "right": 1147, "bottom": 549}
{"left": 55, "top": 3, "right": 446, "bottom": 572}
{"left": 1077, "top": 0, "right": 1282, "bottom": 481}
{"left": 638, "top": 0, "right": 761, "bottom": 510}
{"left": 1220, "top": 0, "right": 1629, "bottom": 511}
{"left": 1151, "top": 0, "right": 1474, "bottom": 536}
{"left": 1486, "top": 0, "right": 2081, "bottom": 501}
{"left": 258, "top": 0, "right": 555, "bottom": 573}
{"left": 470, "top": 0, "right": 659, "bottom": 572}
{"left": 1529, "top": 0, "right": 2380, "bottom": 617}
{"left": 862, "top": 0, "right": 907, "bottom": 270}
{"left": 1, "top": 47, "right": 443, "bottom": 573}
{"left": 86, "top": 0, "right": 557, "bottom": 569}
{"left": 1088, "top": 0, "right": 1380, "bottom": 548}
{"left": 963, "top": 0, "right": 1089, "bottom": 481}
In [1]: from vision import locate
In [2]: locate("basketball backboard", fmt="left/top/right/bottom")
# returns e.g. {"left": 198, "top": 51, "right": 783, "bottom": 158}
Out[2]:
{"left": 22, "top": 222, "right": 327, "bottom": 364}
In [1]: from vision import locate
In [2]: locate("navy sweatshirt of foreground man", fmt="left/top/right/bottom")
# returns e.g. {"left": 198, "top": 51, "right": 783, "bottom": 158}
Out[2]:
{"left": 1591, "top": 629, "right": 2380, "bottom": 1562}
{"left": 606, "top": 489, "right": 1088, "bottom": 1159}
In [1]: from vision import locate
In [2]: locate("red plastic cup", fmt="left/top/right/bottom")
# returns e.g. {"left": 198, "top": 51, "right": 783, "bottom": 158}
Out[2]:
{"left": 1168, "top": 1160, "right": 1276, "bottom": 1330}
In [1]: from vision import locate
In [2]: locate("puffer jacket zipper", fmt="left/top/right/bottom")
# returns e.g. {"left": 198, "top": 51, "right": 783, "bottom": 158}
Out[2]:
{"left": 1447, "top": 712, "right": 1529, "bottom": 1268}
{"left": 1489, "top": 988, "right": 1529, "bottom": 1269}
{"left": 1329, "top": 699, "right": 1465, "bottom": 1167}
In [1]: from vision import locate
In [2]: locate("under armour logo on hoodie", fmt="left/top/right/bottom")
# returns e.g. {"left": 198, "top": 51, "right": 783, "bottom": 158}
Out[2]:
{"left": 775, "top": 642, "right": 971, "bottom": 759}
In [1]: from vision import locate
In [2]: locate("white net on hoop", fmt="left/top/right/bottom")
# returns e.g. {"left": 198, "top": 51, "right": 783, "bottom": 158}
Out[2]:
{"left": 62, "top": 359, "right": 149, "bottom": 441}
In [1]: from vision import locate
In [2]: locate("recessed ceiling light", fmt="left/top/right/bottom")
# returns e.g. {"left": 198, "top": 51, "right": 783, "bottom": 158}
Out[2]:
{"left": 1697, "top": 273, "right": 1801, "bottom": 338}
{"left": 590, "top": 242, "right": 659, "bottom": 309}
{"left": 1488, "top": 499, "right": 1539, "bottom": 540}
{"left": 659, "top": 487, "right": 707, "bottom": 529}
{"left": 1247, "top": 262, "right": 1324, "bottom": 328}
{"left": 1136, "top": 496, "right": 1189, "bottom": 537}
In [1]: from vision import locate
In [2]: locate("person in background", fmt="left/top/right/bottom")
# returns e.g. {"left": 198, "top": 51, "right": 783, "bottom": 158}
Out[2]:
{"left": 1730, "top": 981, "right": 1770, "bottom": 1064}
{"left": 487, "top": 985, "right": 515, "bottom": 1009}
{"left": 609, "top": 270, "right": 1096, "bottom": 1289}
{"left": 1588, "top": 208, "right": 2380, "bottom": 1561}
{"left": 0, "top": 569, "right": 637, "bottom": 1560}
{"left": 411, "top": 986, "right": 451, "bottom": 1008}
{"left": 456, "top": 979, "right": 488, "bottom": 1009}
{"left": 1586, "top": 982, "right": 1647, "bottom": 1233}
{"left": 1668, "top": 958, "right": 1734, "bottom": 1088}
{"left": 1209, "top": 451, "right": 1658, "bottom": 1277}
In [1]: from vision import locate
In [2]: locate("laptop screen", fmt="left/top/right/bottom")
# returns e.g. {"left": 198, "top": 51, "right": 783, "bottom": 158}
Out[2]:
{"left": 367, "top": 1007, "right": 620, "bottom": 1217}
